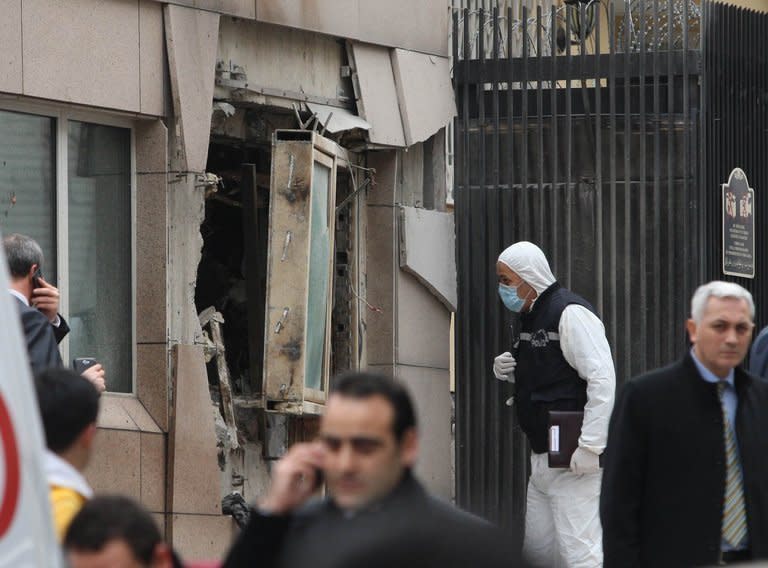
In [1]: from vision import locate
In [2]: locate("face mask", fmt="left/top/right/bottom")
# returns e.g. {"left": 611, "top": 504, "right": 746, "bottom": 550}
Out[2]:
{"left": 498, "top": 283, "right": 528, "bottom": 312}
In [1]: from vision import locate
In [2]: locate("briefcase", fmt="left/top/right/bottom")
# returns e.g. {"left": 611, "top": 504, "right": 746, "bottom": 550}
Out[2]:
{"left": 547, "top": 410, "right": 584, "bottom": 468}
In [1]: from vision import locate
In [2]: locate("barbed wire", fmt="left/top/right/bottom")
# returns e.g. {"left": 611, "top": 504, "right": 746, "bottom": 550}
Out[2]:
{"left": 453, "top": 0, "right": 700, "bottom": 60}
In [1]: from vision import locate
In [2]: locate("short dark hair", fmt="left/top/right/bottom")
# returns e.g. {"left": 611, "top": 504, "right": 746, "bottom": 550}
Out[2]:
{"left": 35, "top": 367, "right": 100, "bottom": 453}
{"left": 3, "top": 233, "right": 43, "bottom": 278}
{"left": 330, "top": 372, "right": 417, "bottom": 441}
{"left": 64, "top": 496, "right": 165, "bottom": 565}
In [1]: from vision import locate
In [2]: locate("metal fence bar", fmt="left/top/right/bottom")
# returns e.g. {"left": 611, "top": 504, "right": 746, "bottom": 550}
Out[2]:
{"left": 681, "top": 0, "right": 691, "bottom": 346}
{"left": 458, "top": 7, "right": 472, "bottom": 509}
{"left": 639, "top": 0, "right": 648, "bottom": 363}
{"left": 623, "top": 0, "right": 632, "bottom": 378}
{"left": 666, "top": 0, "right": 675, "bottom": 356}
{"left": 537, "top": 6, "right": 545, "bottom": 246}
{"left": 594, "top": 3, "right": 604, "bottom": 315}
{"left": 492, "top": 7, "right": 501, "bottom": 192}
{"left": 453, "top": 52, "right": 702, "bottom": 83}
{"left": 565, "top": 6, "right": 573, "bottom": 288}
{"left": 476, "top": 7, "right": 492, "bottom": 514}
{"left": 652, "top": 0, "right": 662, "bottom": 363}
{"left": 522, "top": 5, "right": 530, "bottom": 238}
{"left": 550, "top": 5, "right": 559, "bottom": 273}
{"left": 608, "top": 0, "right": 618, "bottom": 361}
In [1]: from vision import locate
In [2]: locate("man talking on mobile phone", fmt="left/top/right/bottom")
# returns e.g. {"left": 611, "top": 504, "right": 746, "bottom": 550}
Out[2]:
{"left": 223, "top": 372, "right": 519, "bottom": 568}
{"left": 3, "top": 233, "right": 105, "bottom": 392}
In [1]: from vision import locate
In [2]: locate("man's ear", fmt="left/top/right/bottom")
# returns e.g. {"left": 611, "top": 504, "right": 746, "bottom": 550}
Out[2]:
{"left": 399, "top": 428, "right": 419, "bottom": 468}
{"left": 78, "top": 423, "right": 98, "bottom": 452}
{"left": 151, "top": 542, "right": 174, "bottom": 568}
{"left": 686, "top": 318, "right": 697, "bottom": 345}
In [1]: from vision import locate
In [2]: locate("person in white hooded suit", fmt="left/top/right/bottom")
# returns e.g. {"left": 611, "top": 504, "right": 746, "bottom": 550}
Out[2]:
{"left": 493, "top": 241, "right": 615, "bottom": 568}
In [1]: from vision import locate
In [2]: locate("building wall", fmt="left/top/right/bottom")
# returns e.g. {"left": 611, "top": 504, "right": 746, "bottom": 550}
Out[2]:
{"left": 0, "top": 0, "right": 165, "bottom": 116}
{"left": 0, "top": 0, "right": 456, "bottom": 561}
{"left": 366, "top": 150, "right": 454, "bottom": 499}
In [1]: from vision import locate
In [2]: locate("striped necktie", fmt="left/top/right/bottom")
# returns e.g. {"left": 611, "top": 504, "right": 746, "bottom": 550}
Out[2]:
{"left": 718, "top": 381, "right": 748, "bottom": 548}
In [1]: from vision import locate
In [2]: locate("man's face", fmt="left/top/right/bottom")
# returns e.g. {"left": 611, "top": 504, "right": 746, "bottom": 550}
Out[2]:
{"left": 686, "top": 296, "right": 754, "bottom": 379}
{"left": 496, "top": 262, "right": 537, "bottom": 312}
{"left": 67, "top": 540, "right": 171, "bottom": 568}
{"left": 319, "top": 394, "right": 417, "bottom": 512}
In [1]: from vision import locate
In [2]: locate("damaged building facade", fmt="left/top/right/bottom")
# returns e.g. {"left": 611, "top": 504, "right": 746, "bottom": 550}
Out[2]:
{"left": 0, "top": 0, "right": 456, "bottom": 560}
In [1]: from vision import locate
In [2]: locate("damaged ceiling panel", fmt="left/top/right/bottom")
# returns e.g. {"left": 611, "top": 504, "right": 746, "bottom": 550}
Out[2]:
{"left": 349, "top": 42, "right": 456, "bottom": 148}
{"left": 399, "top": 206, "right": 457, "bottom": 311}
{"left": 391, "top": 49, "right": 457, "bottom": 146}
{"left": 348, "top": 42, "right": 406, "bottom": 147}
{"left": 306, "top": 102, "right": 372, "bottom": 134}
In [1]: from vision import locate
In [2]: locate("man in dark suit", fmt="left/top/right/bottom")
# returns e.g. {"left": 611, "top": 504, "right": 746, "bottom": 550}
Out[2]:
{"left": 223, "top": 371, "right": 518, "bottom": 568}
{"left": 601, "top": 281, "right": 768, "bottom": 567}
{"left": 4, "top": 233, "right": 105, "bottom": 391}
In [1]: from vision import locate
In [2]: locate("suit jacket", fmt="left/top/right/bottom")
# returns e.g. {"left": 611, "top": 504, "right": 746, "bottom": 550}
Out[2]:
{"left": 222, "top": 472, "right": 519, "bottom": 568}
{"left": 749, "top": 326, "right": 768, "bottom": 377}
{"left": 600, "top": 354, "right": 768, "bottom": 567}
{"left": 13, "top": 296, "right": 69, "bottom": 377}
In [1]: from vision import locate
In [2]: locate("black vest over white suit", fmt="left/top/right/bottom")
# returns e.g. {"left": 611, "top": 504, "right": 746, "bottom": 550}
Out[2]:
{"left": 514, "top": 282, "right": 596, "bottom": 453}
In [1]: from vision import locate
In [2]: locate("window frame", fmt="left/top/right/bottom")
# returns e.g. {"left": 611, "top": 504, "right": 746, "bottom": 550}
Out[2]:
{"left": 0, "top": 99, "right": 137, "bottom": 394}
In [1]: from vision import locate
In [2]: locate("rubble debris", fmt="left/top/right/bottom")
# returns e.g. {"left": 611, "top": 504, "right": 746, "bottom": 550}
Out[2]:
{"left": 200, "top": 306, "right": 240, "bottom": 450}
{"left": 222, "top": 492, "right": 251, "bottom": 528}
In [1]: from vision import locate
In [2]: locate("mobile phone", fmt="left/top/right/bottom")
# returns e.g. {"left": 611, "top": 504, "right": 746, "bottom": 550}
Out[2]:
{"left": 73, "top": 357, "right": 98, "bottom": 374}
{"left": 33, "top": 267, "right": 43, "bottom": 288}
{"left": 312, "top": 468, "right": 325, "bottom": 491}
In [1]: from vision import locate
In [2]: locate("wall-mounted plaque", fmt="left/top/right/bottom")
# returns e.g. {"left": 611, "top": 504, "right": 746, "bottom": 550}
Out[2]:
{"left": 722, "top": 168, "right": 755, "bottom": 278}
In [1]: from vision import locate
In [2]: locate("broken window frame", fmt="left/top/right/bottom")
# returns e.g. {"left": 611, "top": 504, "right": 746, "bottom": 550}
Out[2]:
{"left": 262, "top": 130, "right": 349, "bottom": 414}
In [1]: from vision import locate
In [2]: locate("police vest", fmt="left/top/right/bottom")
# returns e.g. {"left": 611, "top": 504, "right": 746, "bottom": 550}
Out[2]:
{"left": 513, "top": 282, "right": 596, "bottom": 453}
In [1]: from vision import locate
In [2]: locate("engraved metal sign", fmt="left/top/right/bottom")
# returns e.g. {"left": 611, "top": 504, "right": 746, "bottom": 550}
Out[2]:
{"left": 722, "top": 168, "right": 755, "bottom": 278}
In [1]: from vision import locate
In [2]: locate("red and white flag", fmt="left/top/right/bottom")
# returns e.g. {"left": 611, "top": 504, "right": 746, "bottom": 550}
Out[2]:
{"left": 0, "top": 243, "right": 61, "bottom": 567}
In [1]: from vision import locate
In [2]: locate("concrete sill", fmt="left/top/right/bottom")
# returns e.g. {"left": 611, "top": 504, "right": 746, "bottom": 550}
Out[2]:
{"left": 97, "top": 393, "right": 162, "bottom": 433}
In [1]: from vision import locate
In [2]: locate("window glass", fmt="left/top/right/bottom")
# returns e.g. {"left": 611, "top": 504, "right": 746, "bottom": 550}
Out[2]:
{"left": 304, "top": 161, "right": 332, "bottom": 391}
{"left": 68, "top": 121, "right": 132, "bottom": 392}
{"left": 0, "top": 110, "right": 57, "bottom": 281}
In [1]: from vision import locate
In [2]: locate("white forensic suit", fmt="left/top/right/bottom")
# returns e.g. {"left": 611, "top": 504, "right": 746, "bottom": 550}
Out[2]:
{"left": 493, "top": 241, "right": 615, "bottom": 568}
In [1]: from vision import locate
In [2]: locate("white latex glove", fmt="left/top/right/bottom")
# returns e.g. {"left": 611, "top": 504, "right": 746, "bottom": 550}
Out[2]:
{"left": 493, "top": 352, "right": 516, "bottom": 383}
{"left": 570, "top": 446, "right": 601, "bottom": 474}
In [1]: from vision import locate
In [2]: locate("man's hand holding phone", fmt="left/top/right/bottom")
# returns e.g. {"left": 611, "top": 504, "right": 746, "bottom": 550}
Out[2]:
{"left": 30, "top": 275, "right": 61, "bottom": 323}
{"left": 260, "top": 442, "right": 325, "bottom": 515}
{"left": 74, "top": 357, "right": 106, "bottom": 394}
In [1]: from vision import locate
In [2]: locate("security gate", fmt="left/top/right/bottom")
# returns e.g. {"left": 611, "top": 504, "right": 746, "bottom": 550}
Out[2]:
{"left": 453, "top": 0, "right": 768, "bottom": 532}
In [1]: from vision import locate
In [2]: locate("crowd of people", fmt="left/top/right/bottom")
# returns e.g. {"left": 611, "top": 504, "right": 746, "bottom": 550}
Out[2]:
{"left": 8, "top": 229, "right": 768, "bottom": 567}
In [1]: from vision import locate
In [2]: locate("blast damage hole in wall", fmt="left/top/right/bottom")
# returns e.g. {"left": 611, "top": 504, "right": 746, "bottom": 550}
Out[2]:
{"left": 195, "top": 142, "right": 271, "bottom": 402}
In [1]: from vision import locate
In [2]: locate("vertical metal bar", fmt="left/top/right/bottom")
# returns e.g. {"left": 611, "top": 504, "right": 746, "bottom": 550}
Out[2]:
{"left": 492, "top": 7, "right": 501, "bottom": 192}
{"left": 682, "top": 0, "right": 691, "bottom": 324}
{"left": 537, "top": 5, "right": 545, "bottom": 246}
{"left": 608, "top": 1, "right": 618, "bottom": 366}
{"left": 697, "top": 0, "right": 707, "bottom": 288}
{"left": 652, "top": 0, "right": 661, "bottom": 366}
{"left": 506, "top": 5, "right": 515, "bottom": 205}
{"left": 522, "top": 5, "right": 530, "bottom": 238}
{"left": 476, "top": 6, "right": 490, "bottom": 512}
{"left": 565, "top": 6, "right": 573, "bottom": 287}
{"left": 666, "top": 0, "right": 675, "bottom": 356}
{"left": 594, "top": 1, "right": 604, "bottom": 315}
{"left": 550, "top": 5, "right": 559, "bottom": 271}
{"left": 487, "top": 6, "right": 502, "bottom": 517}
{"left": 638, "top": 0, "right": 647, "bottom": 368}
{"left": 623, "top": 0, "right": 632, "bottom": 378}
{"left": 503, "top": 4, "right": 517, "bottom": 529}
{"left": 460, "top": 6, "right": 472, "bottom": 509}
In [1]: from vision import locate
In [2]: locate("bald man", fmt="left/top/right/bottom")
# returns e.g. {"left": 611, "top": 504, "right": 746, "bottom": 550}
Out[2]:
{"left": 493, "top": 242, "right": 615, "bottom": 568}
